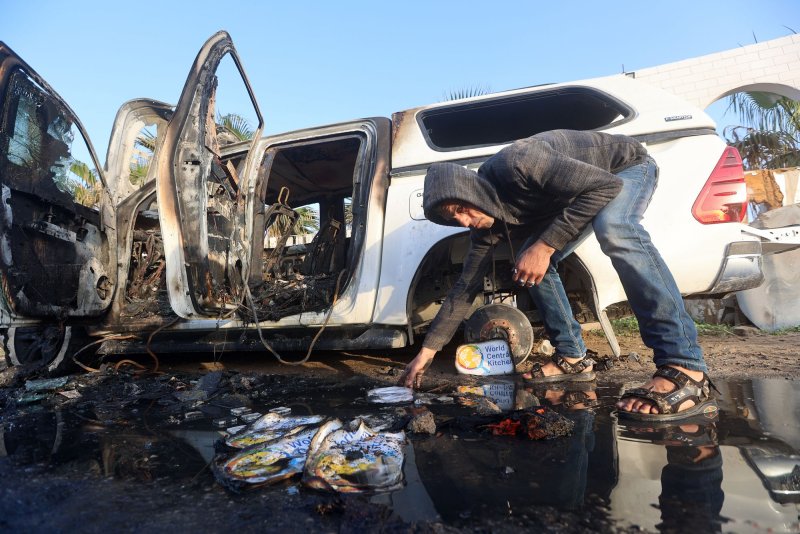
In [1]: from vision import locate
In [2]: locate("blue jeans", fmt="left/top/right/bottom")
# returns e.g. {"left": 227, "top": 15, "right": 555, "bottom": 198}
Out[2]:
{"left": 527, "top": 157, "right": 706, "bottom": 372}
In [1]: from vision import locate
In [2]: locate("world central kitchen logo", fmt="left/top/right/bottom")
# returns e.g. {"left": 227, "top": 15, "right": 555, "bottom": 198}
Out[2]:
{"left": 456, "top": 340, "right": 513, "bottom": 372}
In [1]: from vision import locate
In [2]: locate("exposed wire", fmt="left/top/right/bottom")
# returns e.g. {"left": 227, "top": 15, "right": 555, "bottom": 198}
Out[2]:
{"left": 144, "top": 316, "right": 183, "bottom": 374}
{"left": 72, "top": 334, "right": 138, "bottom": 373}
{"left": 246, "top": 269, "right": 347, "bottom": 366}
{"left": 114, "top": 359, "right": 148, "bottom": 372}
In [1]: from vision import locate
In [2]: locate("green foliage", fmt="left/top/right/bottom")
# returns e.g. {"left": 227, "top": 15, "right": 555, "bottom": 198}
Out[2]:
{"left": 444, "top": 86, "right": 491, "bottom": 101}
{"left": 591, "top": 316, "right": 734, "bottom": 337}
{"left": 266, "top": 205, "right": 319, "bottom": 238}
{"left": 727, "top": 92, "right": 800, "bottom": 134}
{"left": 129, "top": 162, "right": 149, "bottom": 186}
{"left": 694, "top": 323, "right": 734, "bottom": 336}
{"left": 130, "top": 128, "right": 157, "bottom": 185}
{"left": 69, "top": 160, "right": 101, "bottom": 207}
{"left": 770, "top": 325, "right": 800, "bottom": 335}
{"left": 610, "top": 316, "right": 640, "bottom": 336}
{"left": 294, "top": 206, "right": 320, "bottom": 234}
{"left": 725, "top": 126, "right": 800, "bottom": 170}
{"left": 217, "top": 113, "right": 254, "bottom": 142}
{"left": 724, "top": 91, "right": 800, "bottom": 170}
{"left": 135, "top": 128, "right": 157, "bottom": 152}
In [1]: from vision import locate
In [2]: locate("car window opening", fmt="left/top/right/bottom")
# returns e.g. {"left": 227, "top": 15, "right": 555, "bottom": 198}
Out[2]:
{"left": 419, "top": 88, "right": 631, "bottom": 150}
{"left": 245, "top": 134, "right": 363, "bottom": 321}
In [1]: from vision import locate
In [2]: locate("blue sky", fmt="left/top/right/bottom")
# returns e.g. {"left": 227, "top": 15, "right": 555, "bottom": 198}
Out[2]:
{"left": 2, "top": 0, "right": 798, "bottom": 159}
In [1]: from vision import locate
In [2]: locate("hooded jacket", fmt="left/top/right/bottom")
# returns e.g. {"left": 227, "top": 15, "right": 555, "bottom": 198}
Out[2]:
{"left": 421, "top": 129, "right": 647, "bottom": 351}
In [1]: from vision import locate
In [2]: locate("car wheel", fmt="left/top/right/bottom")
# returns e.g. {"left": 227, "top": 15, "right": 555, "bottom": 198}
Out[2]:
{"left": 463, "top": 303, "right": 534, "bottom": 366}
{"left": 3, "top": 325, "right": 78, "bottom": 376}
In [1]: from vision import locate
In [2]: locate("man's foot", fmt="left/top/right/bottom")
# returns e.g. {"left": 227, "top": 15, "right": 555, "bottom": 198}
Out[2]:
{"left": 616, "top": 365, "right": 702, "bottom": 414}
{"left": 522, "top": 355, "right": 582, "bottom": 379}
{"left": 616, "top": 366, "right": 717, "bottom": 422}
{"left": 522, "top": 354, "right": 595, "bottom": 383}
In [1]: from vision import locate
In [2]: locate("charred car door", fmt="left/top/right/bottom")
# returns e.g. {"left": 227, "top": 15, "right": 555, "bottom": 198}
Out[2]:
{"left": 156, "top": 31, "right": 263, "bottom": 319}
{"left": 0, "top": 43, "right": 117, "bottom": 325}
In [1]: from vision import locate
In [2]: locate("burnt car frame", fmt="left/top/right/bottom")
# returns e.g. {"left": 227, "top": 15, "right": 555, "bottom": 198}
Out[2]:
{"left": 1, "top": 31, "right": 796, "bottom": 374}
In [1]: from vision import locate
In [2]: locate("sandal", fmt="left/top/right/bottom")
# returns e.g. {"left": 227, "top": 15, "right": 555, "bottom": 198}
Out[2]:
{"left": 523, "top": 354, "right": 596, "bottom": 384}
{"left": 617, "top": 366, "right": 719, "bottom": 422}
{"left": 561, "top": 390, "right": 601, "bottom": 410}
{"left": 531, "top": 382, "right": 600, "bottom": 410}
{"left": 619, "top": 416, "right": 719, "bottom": 446}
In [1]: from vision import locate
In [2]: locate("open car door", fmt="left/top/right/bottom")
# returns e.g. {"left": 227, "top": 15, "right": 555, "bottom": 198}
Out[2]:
{"left": 156, "top": 32, "right": 263, "bottom": 318}
{"left": 156, "top": 31, "right": 263, "bottom": 319}
{"left": 0, "top": 43, "right": 117, "bottom": 326}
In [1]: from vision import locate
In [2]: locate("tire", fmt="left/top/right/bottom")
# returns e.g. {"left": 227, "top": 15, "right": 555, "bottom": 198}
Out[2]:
{"left": 3, "top": 325, "right": 79, "bottom": 376}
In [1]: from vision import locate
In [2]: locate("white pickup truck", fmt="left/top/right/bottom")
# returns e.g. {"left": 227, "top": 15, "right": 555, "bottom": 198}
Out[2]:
{"left": 1, "top": 31, "right": 797, "bottom": 374}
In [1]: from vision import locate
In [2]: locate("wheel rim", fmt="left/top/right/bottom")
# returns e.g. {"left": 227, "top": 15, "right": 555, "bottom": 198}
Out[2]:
{"left": 463, "top": 303, "right": 534, "bottom": 365}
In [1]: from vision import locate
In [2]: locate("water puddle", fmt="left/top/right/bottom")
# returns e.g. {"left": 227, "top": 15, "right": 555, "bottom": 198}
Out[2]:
{"left": 2, "top": 376, "right": 798, "bottom": 531}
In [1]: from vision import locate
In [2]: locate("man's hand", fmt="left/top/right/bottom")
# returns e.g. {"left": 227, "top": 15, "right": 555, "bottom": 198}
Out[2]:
{"left": 512, "top": 239, "right": 556, "bottom": 287}
{"left": 398, "top": 347, "right": 436, "bottom": 389}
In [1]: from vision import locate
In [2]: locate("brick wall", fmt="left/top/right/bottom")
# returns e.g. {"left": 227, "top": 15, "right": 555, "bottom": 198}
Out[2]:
{"left": 633, "top": 34, "right": 800, "bottom": 107}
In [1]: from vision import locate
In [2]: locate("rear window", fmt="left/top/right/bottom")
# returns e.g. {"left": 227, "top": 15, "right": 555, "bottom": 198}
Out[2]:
{"left": 418, "top": 87, "right": 632, "bottom": 151}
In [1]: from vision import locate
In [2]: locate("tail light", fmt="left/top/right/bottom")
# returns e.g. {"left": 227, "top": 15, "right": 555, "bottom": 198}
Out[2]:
{"left": 692, "top": 147, "right": 747, "bottom": 224}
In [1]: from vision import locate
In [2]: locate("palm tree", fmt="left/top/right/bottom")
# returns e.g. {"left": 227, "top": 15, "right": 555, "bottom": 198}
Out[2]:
{"left": 292, "top": 206, "right": 319, "bottom": 234}
{"left": 724, "top": 91, "right": 800, "bottom": 170}
{"left": 129, "top": 161, "right": 149, "bottom": 186}
{"left": 217, "top": 112, "right": 254, "bottom": 142}
{"left": 724, "top": 125, "right": 800, "bottom": 170}
{"left": 129, "top": 128, "right": 157, "bottom": 185}
{"left": 135, "top": 128, "right": 157, "bottom": 152}
{"left": 267, "top": 205, "right": 319, "bottom": 238}
{"left": 69, "top": 161, "right": 101, "bottom": 207}
{"left": 444, "top": 86, "right": 491, "bottom": 101}
{"left": 727, "top": 91, "right": 800, "bottom": 134}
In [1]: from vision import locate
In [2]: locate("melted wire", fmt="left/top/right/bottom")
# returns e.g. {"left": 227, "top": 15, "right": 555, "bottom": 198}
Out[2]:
{"left": 144, "top": 316, "right": 182, "bottom": 374}
{"left": 246, "top": 269, "right": 347, "bottom": 366}
{"left": 72, "top": 334, "right": 138, "bottom": 373}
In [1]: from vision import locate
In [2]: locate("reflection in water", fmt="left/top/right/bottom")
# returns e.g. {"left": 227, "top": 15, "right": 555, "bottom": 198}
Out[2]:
{"left": 413, "top": 379, "right": 799, "bottom": 531}
{"left": 613, "top": 379, "right": 799, "bottom": 532}
{"left": 0, "top": 408, "right": 210, "bottom": 484}
{"left": 1, "top": 378, "right": 798, "bottom": 531}
{"left": 411, "top": 382, "right": 618, "bottom": 528}
{"left": 658, "top": 443, "right": 724, "bottom": 532}
{"left": 616, "top": 416, "right": 725, "bottom": 532}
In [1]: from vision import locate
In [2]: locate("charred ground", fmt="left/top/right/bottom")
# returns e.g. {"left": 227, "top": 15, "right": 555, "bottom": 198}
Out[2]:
{"left": 0, "top": 329, "right": 798, "bottom": 533}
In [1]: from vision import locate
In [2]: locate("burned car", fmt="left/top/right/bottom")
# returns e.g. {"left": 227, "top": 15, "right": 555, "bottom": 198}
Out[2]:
{"left": 0, "top": 31, "right": 796, "bottom": 374}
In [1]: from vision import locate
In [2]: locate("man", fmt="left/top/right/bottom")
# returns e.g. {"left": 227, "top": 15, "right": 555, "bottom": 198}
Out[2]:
{"left": 399, "top": 129, "right": 715, "bottom": 420}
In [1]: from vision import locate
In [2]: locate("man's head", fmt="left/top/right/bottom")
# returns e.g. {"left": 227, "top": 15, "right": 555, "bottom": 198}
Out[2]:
{"left": 422, "top": 162, "right": 504, "bottom": 228}
{"left": 436, "top": 201, "right": 495, "bottom": 229}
